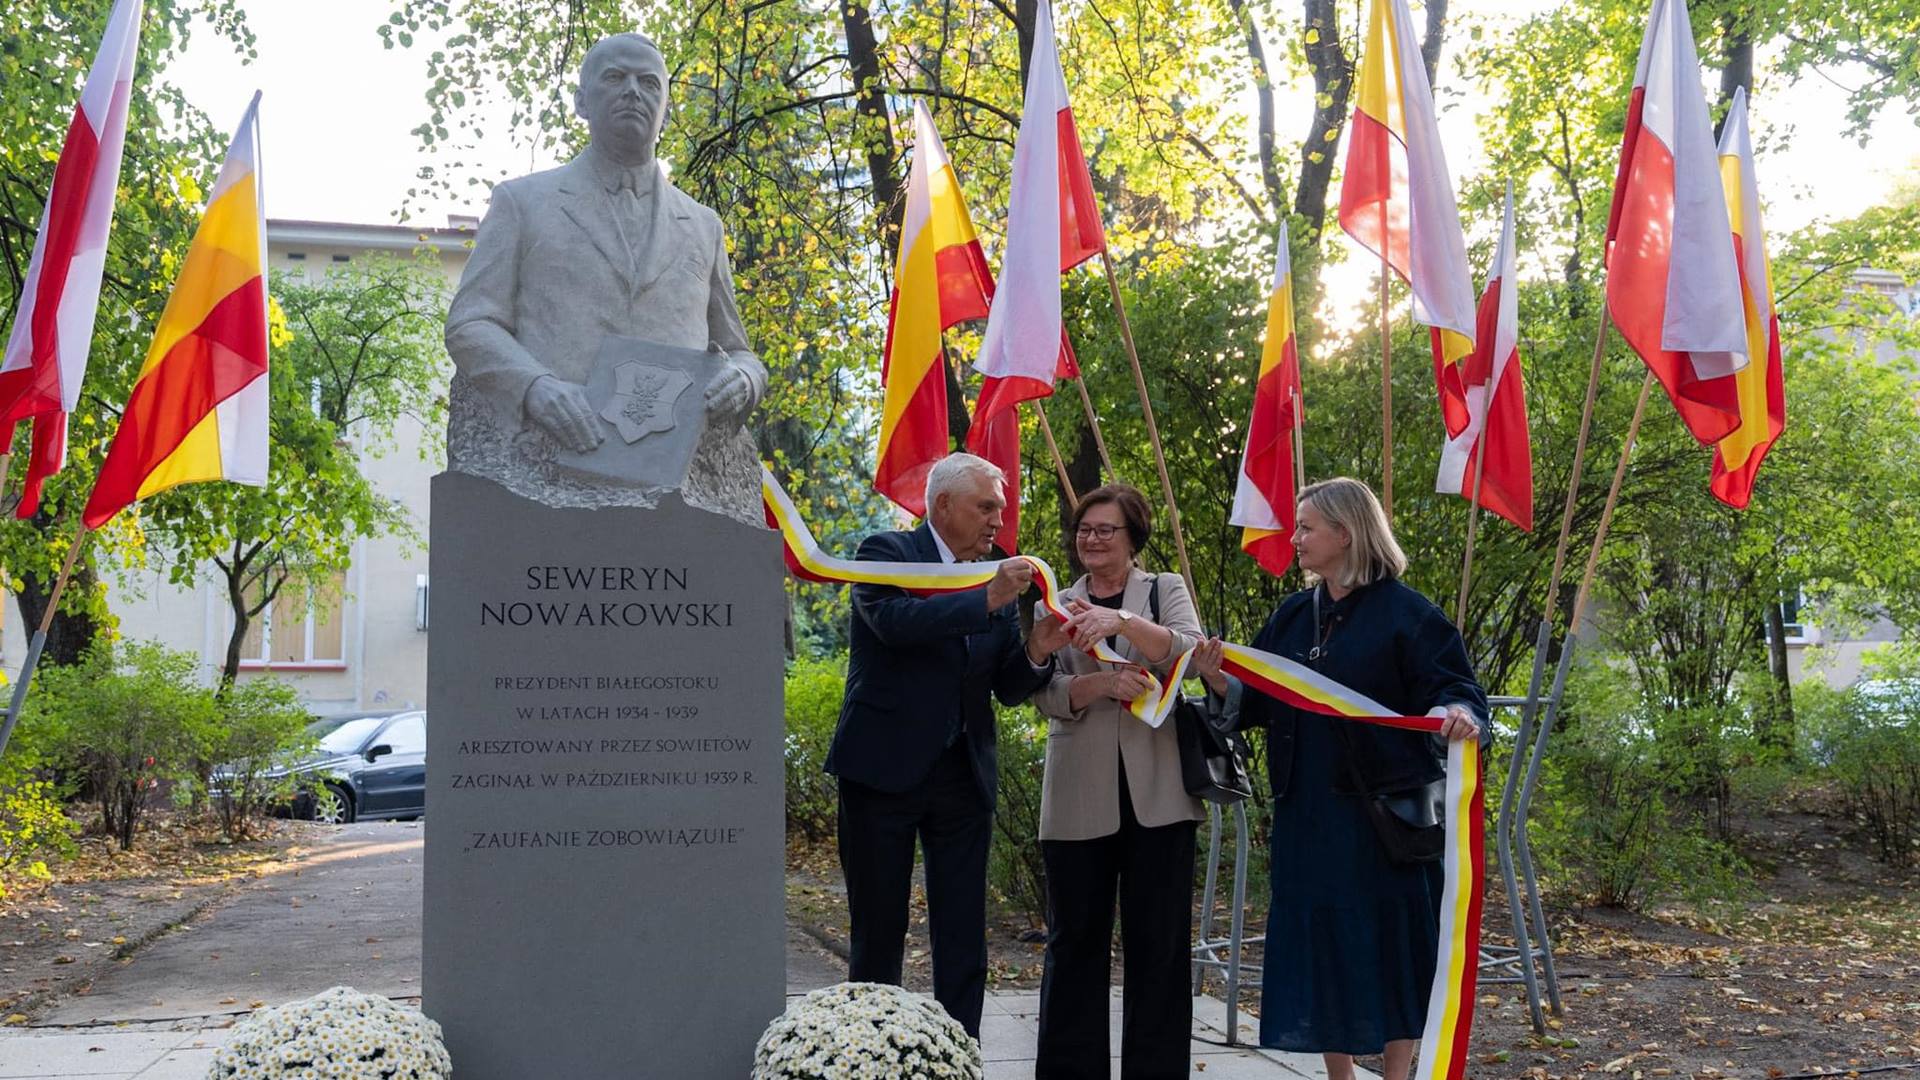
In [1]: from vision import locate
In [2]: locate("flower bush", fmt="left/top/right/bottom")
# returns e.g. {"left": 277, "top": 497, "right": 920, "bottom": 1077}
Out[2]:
{"left": 207, "top": 986, "right": 451, "bottom": 1079}
{"left": 752, "top": 981, "right": 982, "bottom": 1079}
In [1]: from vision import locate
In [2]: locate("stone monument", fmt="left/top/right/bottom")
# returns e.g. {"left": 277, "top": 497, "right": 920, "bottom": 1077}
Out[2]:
{"left": 423, "top": 32, "right": 785, "bottom": 1079}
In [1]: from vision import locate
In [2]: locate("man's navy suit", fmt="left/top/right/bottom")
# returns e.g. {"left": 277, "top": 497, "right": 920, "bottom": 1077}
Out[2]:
{"left": 827, "top": 524, "right": 1050, "bottom": 1035}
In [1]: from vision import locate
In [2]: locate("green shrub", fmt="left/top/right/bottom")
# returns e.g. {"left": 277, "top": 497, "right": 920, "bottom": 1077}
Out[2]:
{"left": 0, "top": 751, "right": 76, "bottom": 894}
{"left": 1800, "top": 650, "right": 1920, "bottom": 866}
{"left": 990, "top": 705, "right": 1048, "bottom": 926}
{"left": 24, "top": 640, "right": 219, "bottom": 849}
{"left": 208, "top": 679, "right": 318, "bottom": 840}
{"left": 1527, "top": 657, "right": 1749, "bottom": 909}
{"left": 784, "top": 657, "right": 846, "bottom": 843}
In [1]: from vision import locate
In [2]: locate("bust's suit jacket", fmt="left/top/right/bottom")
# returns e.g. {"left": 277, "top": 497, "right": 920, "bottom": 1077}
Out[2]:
{"left": 826, "top": 526, "right": 1051, "bottom": 807}
{"left": 444, "top": 146, "right": 768, "bottom": 517}
{"left": 1031, "top": 568, "right": 1205, "bottom": 841}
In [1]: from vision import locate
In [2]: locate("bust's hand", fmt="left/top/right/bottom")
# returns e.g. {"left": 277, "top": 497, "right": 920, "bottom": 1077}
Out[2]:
{"left": 704, "top": 351, "right": 756, "bottom": 423}
{"left": 524, "top": 374, "right": 603, "bottom": 453}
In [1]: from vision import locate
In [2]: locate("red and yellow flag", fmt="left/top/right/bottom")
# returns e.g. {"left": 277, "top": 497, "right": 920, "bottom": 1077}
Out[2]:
{"left": 873, "top": 101, "right": 995, "bottom": 518}
{"left": 1230, "top": 227, "right": 1304, "bottom": 577}
{"left": 1710, "top": 88, "right": 1784, "bottom": 508}
{"left": 84, "top": 94, "right": 268, "bottom": 530}
{"left": 1338, "top": 0, "right": 1476, "bottom": 435}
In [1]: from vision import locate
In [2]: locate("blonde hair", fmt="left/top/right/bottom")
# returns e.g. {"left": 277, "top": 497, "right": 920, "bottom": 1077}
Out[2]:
{"left": 1298, "top": 477, "right": 1406, "bottom": 589}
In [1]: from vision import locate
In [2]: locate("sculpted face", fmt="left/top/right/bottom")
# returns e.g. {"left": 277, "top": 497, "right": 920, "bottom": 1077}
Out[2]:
{"left": 930, "top": 473, "right": 1006, "bottom": 561}
{"left": 575, "top": 35, "right": 668, "bottom": 161}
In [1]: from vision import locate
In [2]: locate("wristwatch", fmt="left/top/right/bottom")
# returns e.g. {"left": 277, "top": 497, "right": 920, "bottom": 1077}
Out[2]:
{"left": 1116, "top": 609, "right": 1133, "bottom": 624}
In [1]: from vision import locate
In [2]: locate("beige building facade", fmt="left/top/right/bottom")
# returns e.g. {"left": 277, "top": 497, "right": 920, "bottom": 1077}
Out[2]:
{"left": 2, "top": 218, "right": 472, "bottom": 713}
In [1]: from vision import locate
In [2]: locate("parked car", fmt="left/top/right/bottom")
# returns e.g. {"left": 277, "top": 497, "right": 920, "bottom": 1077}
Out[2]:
{"left": 218, "top": 709, "right": 429, "bottom": 824}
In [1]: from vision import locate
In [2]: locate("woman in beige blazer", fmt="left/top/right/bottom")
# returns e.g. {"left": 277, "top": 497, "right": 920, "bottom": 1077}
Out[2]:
{"left": 1030, "top": 484, "right": 1203, "bottom": 1079}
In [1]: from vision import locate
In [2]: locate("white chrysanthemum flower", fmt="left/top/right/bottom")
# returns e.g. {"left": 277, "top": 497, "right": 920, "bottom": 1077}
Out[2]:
{"left": 208, "top": 987, "right": 451, "bottom": 1080}
{"left": 749, "top": 982, "right": 980, "bottom": 1079}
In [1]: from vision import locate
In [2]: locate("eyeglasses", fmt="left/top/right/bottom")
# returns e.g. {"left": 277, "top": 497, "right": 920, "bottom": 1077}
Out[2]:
{"left": 1074, "top": 524, "right": 1122, "bottom": 541}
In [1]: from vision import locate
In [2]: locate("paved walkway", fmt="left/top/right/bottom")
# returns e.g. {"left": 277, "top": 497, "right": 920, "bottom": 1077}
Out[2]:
{"left": 0, "top": 990, "right": 1340, "bottom": 1079}
{"left": 0, "top": 823, "right": 1357, "bottom": 1078}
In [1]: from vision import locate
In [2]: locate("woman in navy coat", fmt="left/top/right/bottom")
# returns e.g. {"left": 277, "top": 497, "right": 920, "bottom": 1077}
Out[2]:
{"left": 1192, "top": 478, "right": 1485, "bottom": 1080}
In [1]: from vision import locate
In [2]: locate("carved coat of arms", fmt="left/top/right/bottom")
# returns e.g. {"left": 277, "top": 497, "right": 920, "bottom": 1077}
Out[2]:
{"left": 600, "top": 362, "right": 694, "bottom": 443}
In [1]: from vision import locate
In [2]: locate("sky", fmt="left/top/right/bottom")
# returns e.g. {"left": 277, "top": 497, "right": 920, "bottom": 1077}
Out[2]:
{"left": 165, "top": 1, "right": 1919, "bottom": 274}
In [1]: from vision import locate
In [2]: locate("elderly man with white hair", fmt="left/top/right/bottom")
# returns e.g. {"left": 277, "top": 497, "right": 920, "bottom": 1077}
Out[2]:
{"left": 825, "top": 452, "right": 1069, "bottom": 1037}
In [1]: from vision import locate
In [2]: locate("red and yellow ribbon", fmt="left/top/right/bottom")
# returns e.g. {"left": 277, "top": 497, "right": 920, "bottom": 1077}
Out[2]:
{"left": 761, "top": 466, "right": 1484, "bottom": 1078}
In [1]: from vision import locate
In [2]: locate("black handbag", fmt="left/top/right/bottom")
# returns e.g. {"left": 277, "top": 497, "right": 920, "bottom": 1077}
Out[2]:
{"left": 1312, "top": 586, "right": 1445, "bottom": 865}
{"left": 1147, "top": 576, "right": 1253, "bottom": 804}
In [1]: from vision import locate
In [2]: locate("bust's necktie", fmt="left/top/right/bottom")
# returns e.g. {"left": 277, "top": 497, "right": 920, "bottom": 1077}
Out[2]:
{"left": 616, "top": 174, "right": 654, "bottom": 274}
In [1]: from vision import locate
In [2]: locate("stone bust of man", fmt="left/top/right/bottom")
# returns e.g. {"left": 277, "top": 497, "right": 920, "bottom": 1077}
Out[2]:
{"left": 444, "top": 32, "right": 766, "bottom": 523}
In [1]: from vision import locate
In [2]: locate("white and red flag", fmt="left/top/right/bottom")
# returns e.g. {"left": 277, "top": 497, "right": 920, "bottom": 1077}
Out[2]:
{"left": 1605, "top": 0, "right": 1748, "bottom": 446}
{"left": 1709, "top": 87, "right": 1785, "bottom": 508}
{"left": 0, "top": 0, "right": 145, "bottom": 517}
{"left": 1337, "top": 0, "right": 1477, "bottom": 433}
{"left": 1436, "top": 185, "right": 1533, "bottom": 531}
{"left": 967, "top": 0, "right": 1101, "bottom": 552}
{"left": 1230, "top": 226, "right": 1305, "bottom": 577}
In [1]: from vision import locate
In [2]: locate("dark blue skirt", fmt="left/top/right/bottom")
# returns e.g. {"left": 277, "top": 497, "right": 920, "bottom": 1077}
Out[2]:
{"left": 1258, "top": 713, "right": 1442, "bottom": 1055}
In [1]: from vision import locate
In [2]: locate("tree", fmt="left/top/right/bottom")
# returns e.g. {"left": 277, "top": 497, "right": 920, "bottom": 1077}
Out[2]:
{"left": 0, "top": 1, "right": 256, "bottom": 664}
{"left": 123, "top": 256, "right": 446, "bottom": 686}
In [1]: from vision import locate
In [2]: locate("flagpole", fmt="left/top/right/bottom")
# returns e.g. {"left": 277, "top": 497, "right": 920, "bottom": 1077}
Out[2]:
{"left": 1070, "top": 375, "right": 1114, "bottom": 478}
{"left": 1098, "top": 250, "right": 1198, "bottom": 604}
{"left": 1033, "top": 399, "right": 1080, "bottom": 510}
{"left": 1291, "top": 399, "right": 1307, "bottom": 495}
{"left": 1541, "top": 308, "right": 1613, "bottom": 631}
{"left": 1570, "top": 370, "right": 1654, "bottom": 633}
{"left": 1455, "top": 400, "right": 1495, "bottom": 631}
{"left": 0, "top": 524, "right": 91, "bottom": 761}
{"left": 1378, "top": 259, "right": 1394, "bottom": 518}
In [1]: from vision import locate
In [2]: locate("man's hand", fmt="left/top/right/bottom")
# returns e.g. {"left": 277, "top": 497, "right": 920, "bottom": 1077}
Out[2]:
{"left": 524, "top": 374, "right": 603, "bottom": 453}
{"left": 986, "top": 559, "right": 1034, "bottom": 610}
{"left": 704, "top": 351, "right": 756, "bottom": 422}
{"left": 1026, "top": 613, "right": 1070, "bottom": 664}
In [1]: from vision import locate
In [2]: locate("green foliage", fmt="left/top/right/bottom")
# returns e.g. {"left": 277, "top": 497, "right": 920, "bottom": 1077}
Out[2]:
{"left": 783, "top": 657, "right": 846, "bottom": 843}
{"left": 207, "top": 679, "right": 318, "bottom": 841}
{"left": 989, "top": 705, "right": 1048, "bottom": 926}
{"left": 1523, "top": 656, "right": 1751, "bottom": 910}
{"left": 1798, "top": 648, "right": 1920, "bottom": 866}
{"left": 0, "top": 2, "right": 256, "bottom": 651}
{"left": 0, "top": 751, "right": 77, "bottom": 895}
{"left": 23, "top": 640, "right": 218, "bottom": 850}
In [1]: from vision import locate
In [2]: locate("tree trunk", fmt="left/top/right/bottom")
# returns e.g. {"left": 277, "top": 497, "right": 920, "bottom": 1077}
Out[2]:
{"left": 841, "top": 0, "right": 901, "bottom": 252}
{"left": 1716, "top": 17, "right": 1753, "bottom": 134}
{"left": 1058, "top": 425, "right": 1103, "bottom": 578}
{"left": 1227, "top": 0, "right": 1286, "bottom": 220}
{"left": 1764, "top": 599, "right": 1796, "bottom": 754}
{"left": 1295, "top": 0, "right": 1354, "bottom": 244}
{"left": 13, "top": 560, "right": 103, "bottom": 667}
{"left": 1420, "top": 0, "right": 1449, "bottom": 88}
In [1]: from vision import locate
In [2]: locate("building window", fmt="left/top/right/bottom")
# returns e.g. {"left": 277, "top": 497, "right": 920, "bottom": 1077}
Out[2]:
{"left": 331, "top": 253, "right": 350, "bottom": 263}
{"left": 238, "top": 571, "right": 347, "bottom": 667}
{"left": 287, "top": 252, "right": 306, "bottom": 261}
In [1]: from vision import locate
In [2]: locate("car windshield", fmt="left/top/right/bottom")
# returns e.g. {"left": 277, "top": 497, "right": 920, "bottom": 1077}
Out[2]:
{"left": 310, "top": 716, "right": 389, "bottom": 754}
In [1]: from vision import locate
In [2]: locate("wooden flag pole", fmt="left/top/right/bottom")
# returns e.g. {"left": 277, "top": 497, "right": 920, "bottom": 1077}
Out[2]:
{"left": 1098, "top": 250, "right": 1198, "bottom": 604}
{"left": 1570, "top": 370, "right": 1654, "bottom": 633}
{"left": 1070, "top": 374, "right": 1114, "bottom": 478}
{"left": 0, "top": 524, "right": 92, "bottom": 761}
{"left": 1378, "top": 260, "right": 1395, "bottom": 518}
{"left": 1033, "top": 400, "right": 1080, "bottom": 510}
{"left": 1291, "top": 399, "right": 1307, "bottom": 495}
{"left": 1542, "top": 308, "right": 1614, "bottom": 631}
{"left": 1455, "top": 430, "right": 1492, "bottom": 630}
